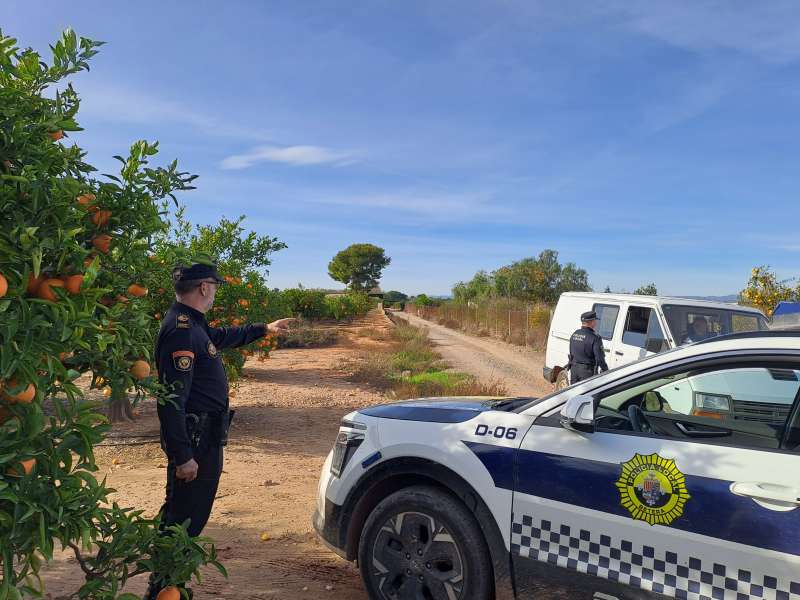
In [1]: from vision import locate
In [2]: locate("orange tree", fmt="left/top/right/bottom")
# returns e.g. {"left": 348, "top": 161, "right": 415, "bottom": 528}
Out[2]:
{"left": 145, "top": 214, "right": 289, "bottom": 388}
{"left": 0, "top": 29, "right": 223, "bottom": 598}
{"left": 740, "top": 266, "right": 797, "bottom": 317}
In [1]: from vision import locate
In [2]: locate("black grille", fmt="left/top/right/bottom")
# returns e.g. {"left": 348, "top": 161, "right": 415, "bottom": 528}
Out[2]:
{"left": 732, "top": 400, "right": 792, "bottom": 424}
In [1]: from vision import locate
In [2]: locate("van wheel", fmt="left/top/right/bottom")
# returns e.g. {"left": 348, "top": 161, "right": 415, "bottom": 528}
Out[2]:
{"left": 555, "top": 370, "right": 570, "bottom": 390}
{"left": 358, "top": 486, "right": 493, "bottom": 600}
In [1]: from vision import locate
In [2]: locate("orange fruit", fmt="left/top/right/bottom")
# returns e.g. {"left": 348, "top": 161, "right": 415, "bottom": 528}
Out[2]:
{"left": 0, "top": 273, "right": 6, "bottom": 298}
{"left": 102, "top": 386, "right": 112, "bottom": 398}
{"left": 49, "top": 130, "right": 64, "bottom": 141}
{"left": 7, "top": 458, "right": 35, "bottom": 477}
{"left": 37, "top": 278, "right": 65, "bottom": 302}
{"left": 238, "top": 299, "right": 249, "bottom": 307}
{"left": 26, "top": 273, "right": 44, "bottom": 295}
{"left": 246, "top": 283, "right": 253, "bottom": 289}
{"left": 154, "top": 312, "right": 162, "bottom": 320}
{"left": 3, "top": 379, "right": 35, "bottom": 404}
{"left": 58, "top": 351, "right": 71, "bottom": 362}
{"left": 116, "top": 295, "right": 129, "bottom": 304}
{"left": 130, "top": 360, "right": 151, "bottom": 380}
{"left": 156, "top": 586, "right": 180, "bottom": 600}
{"left": 76, "top": 193, "right": 96, "bottom": 208}
{"left": 91, "top": 209, "right": 112, "bottom": 227}
{"left": 127, "top": 284, "right": 148, "bottom": 297}
{"left": 157, "top": 287, "right": 165, "bottom": 294}
{"left": 232, "top": 318, "right": 242, "bottom": 326}
{"left": 147, "top": 255, "right": 158, "bottom": 262}
{"left": 64, "top": 274, "right": 84, "bottom": 295}
{"left": 92, "top": 234, "right": 112, "bottom": 253}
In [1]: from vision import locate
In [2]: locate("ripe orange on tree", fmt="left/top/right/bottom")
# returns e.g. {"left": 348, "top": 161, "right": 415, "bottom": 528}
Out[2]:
{"left": 130, "top": 360, "right": 151, "bottom": 380}
{"left": 76, "top": 192, "right": 96, "bottom": 208}
{"left": 37, "top": 278, "right": 65, "bottom": 302}
{"left": 92, "top": 234, "right": 112, "bottom": 253}
{"left": 127, "top": 283, "right": 148, "bottom": 297}
{"left": 64, "top": 274, "right": 84, "bottom": 295}
{"left": 91, "top": 209, "right": 112, "bottom": 227}
{"left": 0, "top": 273, "right": 7, "bottom": 297}
{"left": 49, "top": 129, "right": 64, "bottom": 141}
{"left": 3, "top": 379, "right": 36, "bottom": 404}
{"left": 26, "top": 273, "right": 44, "bottom": 295}
{"left": 7, "top": 458, "right": 35, "bottom": 477}
{"left": 156, "top": 586, "right": 180, "bottom": 600}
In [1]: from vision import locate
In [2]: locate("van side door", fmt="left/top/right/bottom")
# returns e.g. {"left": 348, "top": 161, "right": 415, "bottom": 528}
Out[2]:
{"left": 610, "top": 305, "right": 668, "bottom": 369}
{"left": 591, "top": 302, "right": 621, "bottom": 368}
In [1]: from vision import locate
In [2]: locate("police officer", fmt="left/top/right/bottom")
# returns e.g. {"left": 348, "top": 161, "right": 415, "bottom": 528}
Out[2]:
{"left": 145, "top": 263, "right": 294, "bottom": 599}
{"left": 568, "top": 310, "right": 609, "bottom": 384}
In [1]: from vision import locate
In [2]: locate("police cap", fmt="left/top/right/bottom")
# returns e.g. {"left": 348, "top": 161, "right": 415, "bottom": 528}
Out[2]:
{"left": 581, "top": 310, "right": 598, "bottom": 322}
{"left": 172, "top": 263, "right": 225, "bottom": 284}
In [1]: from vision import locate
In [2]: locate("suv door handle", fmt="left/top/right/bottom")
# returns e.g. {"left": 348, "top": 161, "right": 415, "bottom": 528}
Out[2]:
{"left": 614, "top": 351, "right": 624, "bottom": 356}
{"left": 730, "top": 482, "right": 800, "bottom": 508}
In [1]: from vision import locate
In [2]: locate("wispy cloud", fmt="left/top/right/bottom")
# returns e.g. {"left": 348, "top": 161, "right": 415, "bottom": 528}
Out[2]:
{"left": 220, "top": 145, "right": 356, "bottom": 169}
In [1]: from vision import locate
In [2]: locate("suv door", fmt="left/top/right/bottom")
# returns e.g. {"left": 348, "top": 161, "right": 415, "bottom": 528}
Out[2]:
{"left": 511, "top": 357, "right": 800, "bottom": 599}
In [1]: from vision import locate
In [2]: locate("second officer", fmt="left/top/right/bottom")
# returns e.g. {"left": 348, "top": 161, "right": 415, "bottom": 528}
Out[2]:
{"left": 568, "top": 310, "right": 609, "bottom": 383}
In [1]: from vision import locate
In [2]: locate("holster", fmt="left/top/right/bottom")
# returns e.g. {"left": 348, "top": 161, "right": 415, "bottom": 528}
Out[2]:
{"left": 185, "top": 410, "right": 235, "bottom": 450}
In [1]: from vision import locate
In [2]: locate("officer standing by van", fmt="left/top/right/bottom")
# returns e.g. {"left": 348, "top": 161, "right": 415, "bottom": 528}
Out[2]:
{"left": 568, "top": 310, "right": 609, "bottom": 383}
{"left": 145, "top": 263, "right": 294, "bottom": 599}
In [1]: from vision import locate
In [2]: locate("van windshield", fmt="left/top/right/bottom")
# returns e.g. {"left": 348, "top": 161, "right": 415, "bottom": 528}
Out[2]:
{"left": 662, "top": 304, "right": 769, "bottom": 346}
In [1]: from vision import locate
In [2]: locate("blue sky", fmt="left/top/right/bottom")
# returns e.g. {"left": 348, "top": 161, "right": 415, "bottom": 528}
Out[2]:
{"left": 4, "top": 1, "right": 800, "bottom": 296}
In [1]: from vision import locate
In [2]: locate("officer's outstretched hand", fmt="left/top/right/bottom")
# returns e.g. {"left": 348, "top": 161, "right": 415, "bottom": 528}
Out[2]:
{"left": 176, "top": 458, "right": 199, "bottom": 482}
{"left": 267, "top": 318, "right": 297, "bottom": 333}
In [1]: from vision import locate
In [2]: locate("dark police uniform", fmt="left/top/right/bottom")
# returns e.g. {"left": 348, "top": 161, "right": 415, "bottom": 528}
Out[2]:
{"left": 568, "top": 310, "right": 609, "bottom": 384}
{"left": 147, "top": 264, "right": 267, "bottom": 597}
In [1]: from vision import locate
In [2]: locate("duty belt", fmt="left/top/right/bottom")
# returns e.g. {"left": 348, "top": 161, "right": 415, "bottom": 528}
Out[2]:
{"left": 185, "top": 410, "right": 235, "bottom": 448}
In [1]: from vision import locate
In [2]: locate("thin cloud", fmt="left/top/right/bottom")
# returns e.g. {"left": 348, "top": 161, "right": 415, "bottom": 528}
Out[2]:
{"left": 220, "top": 145, "right": 356, "bottom": 169}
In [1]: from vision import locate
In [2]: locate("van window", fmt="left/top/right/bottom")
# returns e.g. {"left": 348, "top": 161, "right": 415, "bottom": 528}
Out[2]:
{"left": 621, "top": 306, "right": 652, "bottom": 348}
{"left": 646, "top": 311, "right": 668, "bottom": 352}
{"left": 592, "top": 303, "right": 619, "bottom": 340}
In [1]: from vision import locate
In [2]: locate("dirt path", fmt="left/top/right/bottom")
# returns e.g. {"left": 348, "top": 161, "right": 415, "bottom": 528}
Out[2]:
{"left": 393, "top": 311, "right": 552, "bottom": 397}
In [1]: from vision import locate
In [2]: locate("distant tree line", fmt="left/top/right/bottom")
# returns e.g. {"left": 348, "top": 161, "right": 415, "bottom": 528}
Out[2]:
{"left": 452, "top": 249, "right": 590, "bottom": 304}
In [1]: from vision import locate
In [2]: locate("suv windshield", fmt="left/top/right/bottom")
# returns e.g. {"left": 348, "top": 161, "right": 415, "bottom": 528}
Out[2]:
{"left": 662, "top": 304, "right": 768, "bottom": 345}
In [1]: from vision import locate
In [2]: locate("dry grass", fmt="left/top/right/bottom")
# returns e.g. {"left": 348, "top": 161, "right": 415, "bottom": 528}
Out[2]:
{"left": 279, "top": 326, "right": 339, "bottom": 348}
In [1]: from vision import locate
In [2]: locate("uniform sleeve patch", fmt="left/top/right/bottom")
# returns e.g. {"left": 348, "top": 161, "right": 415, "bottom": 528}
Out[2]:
{"left": 172, "top": 350, "right": 195, "bottom": 371}
{"left": 176, "top": 314, "right": 191, "bottom": 329}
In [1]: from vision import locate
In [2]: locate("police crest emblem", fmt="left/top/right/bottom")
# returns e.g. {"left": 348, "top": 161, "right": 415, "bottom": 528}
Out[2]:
{"left": 172, "top": 350, "right": 195, "bottom": 371}
{"left": 207, "top": 341, "right": 218, "bottom": 357}
{"left": 616, "top": 453, "right": 690, "bottom": 526}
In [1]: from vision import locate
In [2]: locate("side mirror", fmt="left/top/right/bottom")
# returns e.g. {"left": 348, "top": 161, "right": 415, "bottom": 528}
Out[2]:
{"left": 560, "top": 394, "right": 595, "bottom": 433}
{"left": 645, "top": 338, "right": 667, "bottom": 353}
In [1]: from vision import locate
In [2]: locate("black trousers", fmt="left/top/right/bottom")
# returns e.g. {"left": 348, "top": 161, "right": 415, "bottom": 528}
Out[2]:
{"left": 145, "top": 443, "right": 223, "bottom": 598}
{"left": 160, "top": 443, "right": 224, "bottom": 537}
{"left": 570, "top": 363, "right": 596, "bottom": 384}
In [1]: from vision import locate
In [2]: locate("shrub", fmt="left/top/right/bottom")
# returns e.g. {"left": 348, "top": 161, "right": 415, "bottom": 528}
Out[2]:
{"left": 282, "top": 288, "right": 327, "bottom": 319}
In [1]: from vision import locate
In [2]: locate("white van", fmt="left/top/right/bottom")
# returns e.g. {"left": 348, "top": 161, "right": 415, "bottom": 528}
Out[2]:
{"left": 544, "top": 292, "right": 768, "bottom": 388}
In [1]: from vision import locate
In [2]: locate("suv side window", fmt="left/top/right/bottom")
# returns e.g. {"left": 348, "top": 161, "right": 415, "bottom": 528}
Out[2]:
{"left": 596, "top": 365, "right": 800, "bottom": 450}
{"left": 592, "top": 303, "right": 619, "bottom": 341}
{"left": 621, "top": 306, "right": 652, "bottom": 348}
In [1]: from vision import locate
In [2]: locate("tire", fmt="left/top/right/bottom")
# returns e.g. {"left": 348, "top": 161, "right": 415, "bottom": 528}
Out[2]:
{"left": 358, "top": 485, "right": 493, "bottom": 600}
{"left": 555, "top": 370, "right": 570, "bottom": 390}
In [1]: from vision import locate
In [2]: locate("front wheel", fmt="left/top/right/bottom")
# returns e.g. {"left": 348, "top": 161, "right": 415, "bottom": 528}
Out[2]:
{"left": 358, "top": 486, "right": 493, "bottom": 600}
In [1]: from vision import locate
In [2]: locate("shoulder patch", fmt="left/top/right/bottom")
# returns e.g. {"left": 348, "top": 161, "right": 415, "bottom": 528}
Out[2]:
{"left": 176, "top": 313, "right": 191, "bottom": 329}
{"left": 172, "top": 350, "right": 195, "bottom": 371}
{"left": 207, "top": 341, "right": 218, "bottom": 357}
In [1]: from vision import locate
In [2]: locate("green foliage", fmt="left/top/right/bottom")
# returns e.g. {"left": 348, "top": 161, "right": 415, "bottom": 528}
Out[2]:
{"left": 0, "top": 28, "right": 221, "bottom": 597}
{"left": 634, "top": 283, "right": 658, "bottom": 296}
{"left": 412, "top": 293, "right": 434, "bottom": 306}
{"left": 452, "top": 249, "right": 590, "bottom": 304}
{"left": 282, "top": 288, "right": 327, "bottom": 319}
{"left": 327, "top": 243, "right": 390, "bottom": 291}
{"left": 383, "top": 290, "right": 407, "bottom": 304}
{"left": 741, "top": 266, "right": 798, "bottom": 317}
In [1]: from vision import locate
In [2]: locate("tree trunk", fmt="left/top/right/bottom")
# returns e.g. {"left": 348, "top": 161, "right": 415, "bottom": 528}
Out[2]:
{"left": 107, "top": 388, "right": 135, "bottom": 422}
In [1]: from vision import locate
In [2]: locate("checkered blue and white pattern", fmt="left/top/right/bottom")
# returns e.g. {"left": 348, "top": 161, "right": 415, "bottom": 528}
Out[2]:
{"left": 511, "top": 514, "right": 800, "bottom": 600}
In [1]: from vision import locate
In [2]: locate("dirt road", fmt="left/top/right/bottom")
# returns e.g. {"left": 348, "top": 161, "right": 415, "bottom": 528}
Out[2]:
{"left": 393, "top": 311, "right": 552, "bottom": 397}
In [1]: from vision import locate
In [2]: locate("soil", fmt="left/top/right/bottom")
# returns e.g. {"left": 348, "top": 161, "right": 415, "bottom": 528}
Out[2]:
{"left": 42, "top": 308, "right": 562, "bottom": 600}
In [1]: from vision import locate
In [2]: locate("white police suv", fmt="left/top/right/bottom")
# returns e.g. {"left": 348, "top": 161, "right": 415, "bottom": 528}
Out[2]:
{"left": 313, "top": 332, "right": 800, "bottom": 600}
